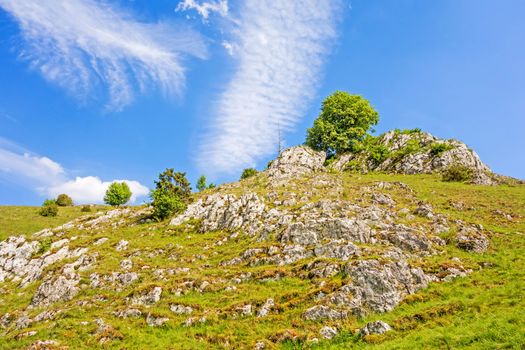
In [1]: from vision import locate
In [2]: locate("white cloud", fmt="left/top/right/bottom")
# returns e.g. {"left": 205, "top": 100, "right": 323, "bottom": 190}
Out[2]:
{"left": 0, "top": 0, "right": 207, "bottom": 111}
{"left": 0, "top": 141, "right": 149, "bottom": 204}
{"left": 45, "top": 176, "right": 149, "bottom": 204}
{"left": 0, "top": 148, "right": 66, "bottom": 186}
{"left": 198, "top": 0, "right": 342, "bottom": 173}
{"left": 176, "top": 0, "right": 228, "bottom": 21}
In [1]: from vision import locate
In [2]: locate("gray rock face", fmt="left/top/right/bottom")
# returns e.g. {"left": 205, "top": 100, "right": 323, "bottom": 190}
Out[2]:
{"left": 331, "top": 130, "right": 497, "bottom": 185}
{"left": 132, "top": 287, "right": 162, "bottom": 306}
{"left": 170, "top": 193, "right": 266, "bottom": 235}
{"left": 303, "top": 305, "right": 348, "bottom": 321}
{"left": 359, "top": 321, "right": 392, "bottom": 336}
{"left": 31, "top": 272, "right": 80, "bottom": 307}
{"left": 257, "top": 298, "right": 275, "bottom": 318}
{"left": 456, "top": 224, "right": 489, "bottom": 253}
{"left": 0, "top": 236, "right": 86, "bottom": 287}
{"left": 319, "top": 326, "right": 338, "bottom": 339}
{"left": 267, "top": 146, "right": 326, "bottom": 180}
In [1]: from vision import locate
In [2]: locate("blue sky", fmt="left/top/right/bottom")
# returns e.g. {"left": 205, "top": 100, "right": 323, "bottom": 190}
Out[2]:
{"left": 0, "top": 0, "right": 524, "bottom": 205}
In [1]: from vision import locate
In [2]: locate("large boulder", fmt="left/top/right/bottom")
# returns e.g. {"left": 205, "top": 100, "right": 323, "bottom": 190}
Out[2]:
{"left": 267, "top": 146, "right": 326, "bottom": 180}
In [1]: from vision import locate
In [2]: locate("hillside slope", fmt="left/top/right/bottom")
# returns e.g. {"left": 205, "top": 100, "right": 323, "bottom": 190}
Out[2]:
{"left": 0, "top": 133, "right": 523, "bottom": 350}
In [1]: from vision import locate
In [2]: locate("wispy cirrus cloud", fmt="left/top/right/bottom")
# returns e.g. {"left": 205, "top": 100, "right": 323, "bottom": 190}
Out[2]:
{"left": 0, "top": 139, "right": 149, "bottom": 204}
{"left": 176, "top": 0, "right": 228, "bottom": 21}
{"left": 0, "top": 0, "right": 207, "bottom": 111}
{"left": 198, "top": 0, "right": 343, "bottom": 173}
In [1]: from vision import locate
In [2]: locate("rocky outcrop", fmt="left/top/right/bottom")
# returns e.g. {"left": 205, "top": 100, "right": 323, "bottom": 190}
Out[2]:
{"left": 170, "top": 193, "right": 266, "bottom": 235}
{"left": 331, "top": 130, "right": 497, "bottom": 185}
{"left": 267, "top": 145, "right": 326, "bottom": 180}
{"left": 0, "top": 236, "right": 87, "bottom": 287}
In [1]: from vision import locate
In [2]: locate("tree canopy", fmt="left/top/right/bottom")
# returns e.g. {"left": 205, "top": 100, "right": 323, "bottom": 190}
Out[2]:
{"left": 306, "top": 91, "right": 379, "bottom": 155}
{"left": 104, "top": 182, "right": 132, "bottom": 206}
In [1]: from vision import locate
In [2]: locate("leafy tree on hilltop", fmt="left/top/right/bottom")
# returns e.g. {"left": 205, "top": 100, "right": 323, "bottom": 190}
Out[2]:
{"left": 197, "top": 175, "right": 216, "bottom": 191}
{"left": 39, "top": 199, "right": 58, "bottom": 217}
{"left": 306, "top": 91, "right": 379, "bottom": 156}
{"left": 56, "top": 193, "right": 73, "bottom": 206}
{"left": 104, "top": 182, "right": 132, "bottom": 206}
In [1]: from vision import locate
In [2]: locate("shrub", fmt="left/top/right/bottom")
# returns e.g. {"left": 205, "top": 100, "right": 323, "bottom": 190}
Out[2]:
{"left": 208, "top": 183, "right": 216, "bottom": 189}
{"left": 196, "top": 175, "right": 207, "bottom": 192}
{"left": 39, "top": 202, "right": 58, "bottom": 217}
{"left": 104, "top": 182, "right": 132, "bottom": 206}
{"left": 38, "top": 237, "right": 53, "bottom": 254}
{"left": 151, "top": 190, "right": 186, "bottom": 221}
{"left": 442, "top": 164, "right": 474, "bottom": 182}
{"left": 151, "top": 169, "right": 191, "bottom": 221}
{"left": 306, "top": 91, "right": 379, "bottom": 155}
{"left": 367, "top": 142, "right": 391, "bottom": 165}
{"left": 81, "top": 205, "right": 92, "bottom": 212}
{"left": 56, "top": 193, "right": 73, "bottom": 206}
{"left": 430, "top": 142, "right": 454, "bottom": 157}
{"left": 240, "top": 168, "right": 258, "bottom": 180}
{"left": 42, "top": 199, "right": 56, "bottom": 206}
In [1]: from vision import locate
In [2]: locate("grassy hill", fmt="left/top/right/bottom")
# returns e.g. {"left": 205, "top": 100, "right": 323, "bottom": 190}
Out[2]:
{"left": 0, "top": 173, "right": 523, "bottom": 349}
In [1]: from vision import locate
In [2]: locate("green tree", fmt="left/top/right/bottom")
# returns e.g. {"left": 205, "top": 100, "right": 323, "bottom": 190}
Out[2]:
{"left": 196, "top": 175, "right": 207, "bottom": 192}
{"left": 306, "top": 91, "right": 379, "bottom": 155}
{"left": 151, "top": 169, "right": 191, "bottom": 221}
{"left": 104, "top": 182, "right": 132, "bottom": 206}
{"left": 56, "top": 193, "right": 73, "bottom": 206}
{"left": 240, "top": 168, "right": 257, "bottom": 180}
{"left": 39, "top": 200, "right": 58, "bottom": 217}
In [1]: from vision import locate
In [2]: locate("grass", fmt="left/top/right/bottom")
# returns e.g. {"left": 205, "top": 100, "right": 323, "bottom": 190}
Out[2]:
{"left": 0, "top": 173, "right": 523, "bottom": 349}
{"left": 0, "top": 205, "right": 106, "bottom": 240}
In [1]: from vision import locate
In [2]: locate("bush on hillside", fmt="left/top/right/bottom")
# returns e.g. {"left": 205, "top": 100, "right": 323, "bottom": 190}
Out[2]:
{"left": 151, "top": 169, "right": 191, "bottom": 221}
{"left": 240, "top": 168, "right": 258, "bottom": 180}
{"left": 81, "top": 205, "right": 92, "bottom": 212}
{"left": 442, "top": 164, "right": 474, "bottom": 182}
{"left": 104, "top": 182, "right": 132, "bottom": 206}
{"left": 306, "top": 91, "right": 379, "bottom": 155}
{"left": 39, "top": 202, "right": 58, "bottom": 217}
{"left": 430, "top": 142, "right": 454, "bottom": 157}
{"left": 56, "top": 193, "right": 73, "bottom": 206}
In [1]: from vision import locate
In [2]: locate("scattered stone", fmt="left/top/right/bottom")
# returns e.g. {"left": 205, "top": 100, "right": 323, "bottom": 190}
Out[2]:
{"left": 114, "top": 309, "right": 142, "bottom": 318}
{"left": 31, "top": 273, "right": 80, "bottom": 307}
{"left": 132, "top": 287, "right": 162, "bottom": 306}
{"left": 170, "top": 304, "right": 193, "bottom": 315}
{"left": 146, "top": 313, "right": 169, "bottom": 327}
{"left": 303, "top": 305, "right": 348, "bottom": 321}
{"left": 257, "top": 299, "right": 275, "bottom": 318}
{"left": 120, "top": 259, "right": 133, "bottom": 270}
{"left": 359, "top": 321, "right": 392, "bottom": 336}
{"left": 116, "top": 240, "right": 129, "bottom": 251}
{"left": 319, "top": 326, "right": 338, "bottom": 340}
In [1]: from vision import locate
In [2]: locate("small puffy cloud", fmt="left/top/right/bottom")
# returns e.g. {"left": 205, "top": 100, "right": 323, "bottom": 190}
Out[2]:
{"left": 0, "top": 140, "right": 149, "bottom": 204}
{"left": 176, "top": 0, "right": 228, "bottom": 21}
{"left": 44, "top": 177, "right": 149, "bottom": 204}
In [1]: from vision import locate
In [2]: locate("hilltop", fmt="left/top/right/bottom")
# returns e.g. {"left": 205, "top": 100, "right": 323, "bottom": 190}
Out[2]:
{"left": 0, "top": 130, "right": 524, "bottom": 349}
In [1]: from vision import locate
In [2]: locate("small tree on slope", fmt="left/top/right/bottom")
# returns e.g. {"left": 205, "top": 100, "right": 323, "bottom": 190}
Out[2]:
{"left": 104, "top": 182, "right": 132, "bottom": 206}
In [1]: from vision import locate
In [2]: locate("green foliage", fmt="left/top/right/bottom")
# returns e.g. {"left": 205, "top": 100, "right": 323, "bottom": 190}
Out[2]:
{"left": 42, "top": 199, "right": 56, "bottom": 206}
{"left": 38, "top": 237, "right": 53, "bottom": 254}
{"left": 39, "top": 202, "right": 58, "bottom": 217}
{"left": 363, "top": 136, "right": 391, "bottom": 165}
{"left": 391, "top": 138, "right": 421, "bottom": 162}
{"left": 150, "top": 189, "right": 186, "bottom": 221}
{"left": 151, "top": 169, "right": 191, "bottom": 221}
{"left": 240, "top": 168, "right": 258, "bottom": 180}
{"left": 154, "top": 169, "right": 191, "bottom": 200}
{"left": 104, "top": 182, "right": 132, "bottom": 206}
{"left": 306, "top": 91, "right": 379, "bottom": 155}
{"left": 396, "top": 127, "right": 422, "bottom": 135}
{"left": 208, "top": 183, "right": 216, "bottom": 189}
{"left": 430, "top": 142, "right": 454, "bottom": 157}
{"left": 442, "top": 164, "right": 474, "bottom": 182}
{"left": 81, "top": 205, "right": 92, "bottom": 212}
{"left": 196, "top": 175, "right": 207, "bottom": 192}
{"left": 55, "top": 193, "right": 73, "bottom": 206}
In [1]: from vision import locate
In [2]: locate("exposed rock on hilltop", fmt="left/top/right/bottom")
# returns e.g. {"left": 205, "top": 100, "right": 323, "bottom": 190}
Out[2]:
{"left": 331, "top": 129, "right": 497, "bottom": 184}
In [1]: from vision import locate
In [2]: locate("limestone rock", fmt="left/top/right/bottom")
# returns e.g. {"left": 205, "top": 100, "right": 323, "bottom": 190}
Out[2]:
{"left": 359, "top": 320, "right": 392, "bottom": 336}
{"left": 319, "top": 326, "right": 338, "bottom": 340}
{"left": 303, "top": 305, "right": 348, "bottom": 321}
{"left": 267, "top": 146, "right": 326, "bottom": 180}
{"left": 32, "top": 273, "right": 80, "bottom": 307}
